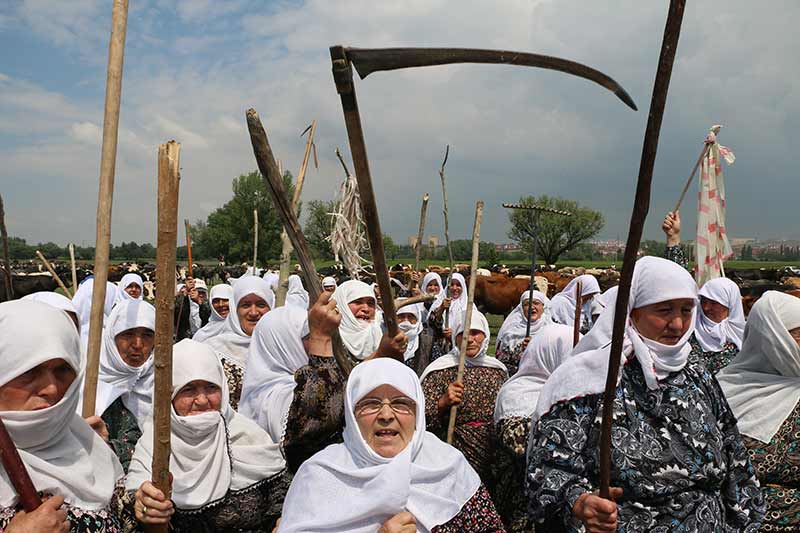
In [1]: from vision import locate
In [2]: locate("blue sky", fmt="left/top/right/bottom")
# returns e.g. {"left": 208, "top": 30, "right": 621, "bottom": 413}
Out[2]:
{"left": 0, "top": 0, "right": 798, "bottom": 248}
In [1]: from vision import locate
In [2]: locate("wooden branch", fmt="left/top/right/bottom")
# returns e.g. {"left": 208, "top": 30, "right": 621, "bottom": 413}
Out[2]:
{"left": 447, "top": 200, "right": 484, "bottom": 444}
{"left": 151, "top": 140, "right": 181, "bottom": 528}
{"left": 252, "top": 208, "right": 258, "bottom": 274}
{"left": 246, "top": 108, "right": 353, "bottom": 375}
{"left": 335, "top": 147, "right": 352, "bottom": 178}
{"left": 413, "top": 193, "right": 430, "bottom": 282}
{"left": 674, "top": 143, "right": 710, "bottom": 213}
{"left": 599, "top": 0, "right": 686, "bottom": 500}
{"left": 184, "top": 219, "right": 193, "bottom": 279}
{"left": 35, "top": 251, "right": 72, "bottom": 297}
{"left": 68, "top": 244, "right": 78, "bottom": 295}
{"left": 439, "top": 145, "right": 454, "bottom": 271}
{"left": 82, "top": 0, "right": 129, "bottom": 418}
{"left": 573, "top": 280, "right": 582, "bottom": 346}
{"left": 0, "top": 194, "right": 13, "bottom": 300}
{"left": 0, "top": 416, "right": 40, "bottom": 511}
{"left": 395, "top": 292, "right": 435, "bottom": 310}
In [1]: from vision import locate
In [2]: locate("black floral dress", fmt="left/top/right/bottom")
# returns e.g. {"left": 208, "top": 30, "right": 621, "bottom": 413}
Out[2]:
{"left": 495, "top": 341, "right": 526, "bottom": 377}
{"left": 526, "top": 355, "right": 765, "bottom": 532}
{"left": 220, "top": 357, "right": 244, "bottom": 411}
{"left": 689, "top": 335, "right": 739, "bottom": 375}
{"left": 427, "top": 309, "right": 452, "bottom": 361}
{"left": 743, "top": 399, "right": 800, "bottom": 532}
{"left": 432, "top": 484, "right": 506, "bottom": 533}
{"left": 493, "top": 416, "right": 535, "bottom": 532}
{"left": 102, "top": 397, "right": 141, "bottom": 473}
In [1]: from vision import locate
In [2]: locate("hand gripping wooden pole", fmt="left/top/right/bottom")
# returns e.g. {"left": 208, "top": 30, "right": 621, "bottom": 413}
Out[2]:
{"left": 599, "top": 0, "right": 686, "bottom": 500}
{"left": 446, "top": 200, "right": 484, "bottom": 444}
{"left": 69, "top": 244, "right": 78, "bottom": 295}
{"left": 184, "top": 219, "right": 193, "bottom": 279}
{"left": 82, "top": 0, "right": 129, "bottom": 418}
{"left": 151, "top": 140, "right": 181, "bottom": 533}
{"left": 35, "top": 250, "right": 73, "bottom": 297}
{"left": 0, "top": 416, "right": 40, "bottom": 511}
{"left": 573, "top": 280, "right": 582, "bottom": 346}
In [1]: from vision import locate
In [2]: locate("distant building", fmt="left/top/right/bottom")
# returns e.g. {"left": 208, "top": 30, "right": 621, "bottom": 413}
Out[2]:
{"left": 408, "top": 235, "right": 440, "bottom": 248}
{"left": 495, "top": 243, "right": 522, "bottom": 252}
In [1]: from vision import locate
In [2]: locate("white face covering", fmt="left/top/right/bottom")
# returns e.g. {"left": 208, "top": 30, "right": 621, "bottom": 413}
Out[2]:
{"left": 717, "top": 291, "right": 800, "bottom": 443}
{"left": 548, "top": 274, "right": 601, "bottom": 327}
{"left": 126, "top": 340, "right": 285, "bottom": 509}
{"left": 332, "top": 280, "right": 384, "bottom": 360}
{"left": 496, "top": 290, "right": 551, "bottom": 352}
{"left": 397, "top": 302, "right": 424, "bottom": 361}
{"left": 277, "top": 358, "right": 480, "bottom": 533}
{"left": 0, "top": 301, "right": 123, "bottom": 510}
{"left": 694, "top": 277, "right": 746, "bottom": 352}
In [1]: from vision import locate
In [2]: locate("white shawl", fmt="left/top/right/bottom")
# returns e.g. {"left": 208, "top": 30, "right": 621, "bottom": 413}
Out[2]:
{"left": 239, "top": 305, "right": 309, "bottom": 444}
{"left": 115, "top": 273, "right": 144, "bottom": 305}
{"left": 397, "top": 301, "right": 424, "bottom": 362}
{"left": 127, "top": 340, "right": 284, "bottom": 509}
{"left": 71, "top": 278, "right": 118, "bottom": 351}
{"left": 717, "top": 291, "right": 800, "bottom": 443}
{"left": 277, "top": 358, "right": 480, "bottom": 533}
{"left": 0, "top": 301, "right": 123, "bottom": 509}
{"left": 333, "top": 280, "right": 384, "bottom": 360}
{"left": 420, "top": 272, "right": 444, "bottom": 324}
{"left": 21, "top": 291, "right": 79, "bottom": 330}
{"left": 192, "top": 284, "right": 234, "bottom": 343}
{"left": 548, "top": 274, "right": 601, "bottom": 327}
{"left": 695, "top": 277, "right": 745, "bottom": 352}
{"left": 496, "top": 290, "right": 551, "bottom": 353}
{"left": 428, "top": 273, "right": 468, "bottom": 329}
{"left": 285, "top": 274, "right": 310, "bottom": 310}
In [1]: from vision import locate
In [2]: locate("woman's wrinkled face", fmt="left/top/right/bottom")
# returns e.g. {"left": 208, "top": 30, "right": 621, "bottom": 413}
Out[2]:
{"left": 212, "top": 298, "right": 230, "bottom": 319}
{"left": 354, "top": 384, "right": 416, "bottom": 458}
{"left": 630, "top": 298, "right": 695, "bottom": 345}
{"left": 237, "top": 294, "right": 270, "bottom": 336}
{"left": 700, "top": 296, "right": 730, "bottom": 323}
{"left": 115, "top": 327, "right": 155, "bottom": 367}
{"left": 348, "top": 296, "right": 376, "bottom": 322}
{"left": 449, "top": 280, "right": 463, "bottom": 299}
{"left": 172, "top": 379, "right": 222, "bottom": 416}
{"left": 0, "top": 359, "right": 76, "bottom": 411}
{"left": 789, "top": 327, "right": 800, "bottom": 348}
{"left": 425, "top": 280, "right": 440, "bottom": 295}
{"left": 397, "top": 312, "right": 418, "bottom": 325}
{"left": 455, "top": 329, "right": 487, "bottom": 358}
{"left": 125, "top": 283, "right": 142, "bottom": 299}
{"left": 522, "top": 299, "right": 545, "bottom": 322}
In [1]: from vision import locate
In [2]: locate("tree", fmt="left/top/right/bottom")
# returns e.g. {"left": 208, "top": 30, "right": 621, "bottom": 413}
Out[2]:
{"left": 304, "top": 199, "right": 338, "bottom": 259}
{"left": 383, "top": 235, "right": 400, "bottom": 260}
{"left": 507, "top": 195, "right": 605, "bottom": 265}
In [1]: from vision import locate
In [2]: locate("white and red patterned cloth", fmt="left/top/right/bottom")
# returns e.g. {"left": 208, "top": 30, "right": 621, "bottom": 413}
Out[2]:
{"left": 695, "top": 125, "right": 736, "bottom": 285}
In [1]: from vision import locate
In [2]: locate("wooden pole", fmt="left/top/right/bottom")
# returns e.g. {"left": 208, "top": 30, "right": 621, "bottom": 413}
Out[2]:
{"left": 252, "top": 209, "right": 258, "bottom": 275}
{"left": 572, "top": 280, "right": 582, "bottom": 346}
{"left": 81, "top": 0, "right": 129, "bottom": 418}
{"left": 277, "top": 120, "right": 317, "bottom": 306}
{"left": 69, "top": 244, "right": 78, "bottom": 295}
{"left": 446, "top": 201, "right": 484, "bottom": 443}
{"left": 35, "top": 251, "right": 73, "bottom": 297}
{"left": 151, "top": 141, "right": 181, "bottom": 529}
{"left": 395, "top": 292, "right": 435, "bottom": 310}
{"left": 184, "top": 219, "right": 193, "bottom": 279}
{"left": 599, "top": 0, "right": 686, "bottom": 500}
{"left": 673, "top": 143, "right": 710, "bottom": 213}
{"left": 412, "top": 193, "right": 430, "bottom": 289}
{"left": 0, "top": 194, "right": 13, "bottom": 300}
{"left": 438, "top": 146, "right": 454, "bottom": 329}
{"left": 0, "top": 417, "right": 40, "bottom": 512}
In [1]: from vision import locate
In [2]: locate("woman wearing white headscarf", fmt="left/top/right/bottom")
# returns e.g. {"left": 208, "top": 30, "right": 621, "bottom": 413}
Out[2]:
{"left": 332, "top": 280, "right": 384, "bottom": 361}
{"left": 321, "top": 276, "right": 337, "bottom": 293}
{"left": 201, "top": 276, "right": 274, "bottom": 410}
{"left": 689, "top": 277, "right": 746, "bottom": 374}
{"left": 717, "top": 291, "right": 800, "bottom": 531}
{"left": 93, "top": 299, "right": 156, "bottom": 472}
{"left": 277, "top": 358, "right": 504, "bottom": 533}
{"left": 115, "top": 273, "right": 144, "bottom": 305}
{"left": 0, "top": 301, "right": 126, "bottom": 532}
{"left": 21, "top": 291, "right": 80, "bottom": 332}
{"left": 71, "top": 277, "right": 118, "bottom": 352}
{"left": 125, "top": 340, "right": 289, "bottom": 532}
{"left": 495, "top": 290, "right": 551, "bottom": 376}
{"left": 285, "top": 274, "right": 310, "bottom": 309}
{"left": 547, "top": 274, "right": 600, "bottom": 332}
{"left": 427, "top": 273, "right": 470, "bottom": 360}
{"left": 192, "top": 283, "right": 234, "bottom": 343}
{"left": 492, "top": 324, "right": 574, "bottom": 532}
{"left": 420, "top": 310, "right": 507, "bottom": 498}
{"left": 397, "top": 301, "right": 433, "bottom": 376}
{"left": 526, "top": 257, "right": 765, "bottom": 532}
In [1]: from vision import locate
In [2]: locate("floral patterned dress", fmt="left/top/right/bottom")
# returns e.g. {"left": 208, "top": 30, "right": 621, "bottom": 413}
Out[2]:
{"left": 493, "top": 416, "right": 535, "bottom": 532}
{"left": 427, "top": 309, "right": 452, "bottom": 361}
{"left": 432, "top": 484, "right": 506, "bottom": 533}
{"left": 689, "top": 335, "right": 739, "bottom": 375}
{"left": 743, "top": 399, "right": 800, "bottom": 532}
{"left": 102, "top": 397, "right": 141, "bottom": 473}
{"left": 220, "top": 357, "right": 244, "bottom": 411}
{"left": 495, "top": 341, "right": 526, "bottom": 377}
{"left": 526, "top": 355, "right": 765, "bottom": 532}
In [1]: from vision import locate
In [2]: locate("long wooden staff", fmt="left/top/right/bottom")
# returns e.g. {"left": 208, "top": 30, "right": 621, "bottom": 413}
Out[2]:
{"left": 277, "top": 120, "right": 317, "bottom": 307}
{"left": 184, "top": 219, "right": 193, "bottom": 278}
{"left": 0, "top": 417, "right": 40, "bottom": 511}
{"left": 572, "top": 280, "right": 582, "bottom": 346}
{"left": 69, "top": 244, "right": 78, "bottom": 295}
{"left": 35, "top": 251, "right": 72, "bottom": 297}
{"left": 82, "top": 0, "right": 129, "bottom": 417}
{"left": 412, "top": 193, "right": 430, "bottom": 289}
{"left": 252, "top": 209, "right": 259, "bottom": 274}
{"left": 246, "top": 109, "right": 353, "bottom": 375}
{"left": 599, "top": 0, "right": 686, "bottom": 499}
{"left": 673, "top": 143, "right": 711, "bottom": 213}
{"left": 151, "top": 140, "right": 181, "bottom": 532}
{"left": 0, "top": 194, "right": 13, "bottom": 300}
{"left": 446, "top": 200, "right": 484, "bottom": 444}
{"left": 438, "top": 146, "right": 454, "bottom": 329}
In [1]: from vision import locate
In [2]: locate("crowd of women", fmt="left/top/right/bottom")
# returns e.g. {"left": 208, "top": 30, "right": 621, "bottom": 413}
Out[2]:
{"left": 1, "top": 211, "right": 798, "bottom": 532}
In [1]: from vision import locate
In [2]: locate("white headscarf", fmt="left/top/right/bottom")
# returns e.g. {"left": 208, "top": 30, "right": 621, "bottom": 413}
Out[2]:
{"left": 277, "top": 358, "right": 480, "bottom": 533}
{"left": 286, "top": 275, "right": 310, "bottom": 310}
{"left": 94, "top": 299, "right": 156, "bottom": 427}
{"left": 591, "top": 285, "right": 618, "bottom": 319}
{"left": 192, "top": 284, "right": 234, "bottom": 343}
{"left": 333, "top": 280, "right": 384, "bottom": 360}
{"left": 494, "top": 324, "right": 574, "bottom": 423}
{"left": 420, "top": 310, "right": 507, "bottom": 382}
{"left": 203, "top": 276, "right": 274, "bottom": 367}
{"left": 428, "top": 273, "right": 468, "bottom": 329}
{"left": 535, "top": 256, "right": 697, "bottom": 421}
{"left": 0, "top": 301, "right": 124, "bottom": 509}
{"left": 262, "top": 271, "right": 280, "bottom": 292}
{"left": 239, "top": 305, "right": 309, "bottom": 443}
{"left": 322, "top": 276, "right": 337, "bottom": 290}
{"left": 717, "top": 291, "right": 800, "bottom": 443}
{"left": 548, "top": 274, "right": 601, "bottom": 327}
{"left": 115, "top": 273, "right": 144, "bottom": 305}
{"left": 71, "top": 278, "right": 118, "bottom": 351}
{"left": 694, "top": 277, "right": 745, "bottom": 352}
{"left": 397, "top": 302, "right": 424, "bottom": 362}
{"left": 420, "top": 272, "right": 444, "bottom": 324}
{"left": 21, "top": 291, "right": 79, "bottom": 330}
{"left": 496, "top": 290, "right": 551, "bottom": 352}
{"left": 127, "top": 340, "right": 284, "bottom": 509}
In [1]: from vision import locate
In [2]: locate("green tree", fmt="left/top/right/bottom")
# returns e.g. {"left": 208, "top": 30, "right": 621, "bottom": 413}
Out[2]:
{"left": 507, "top": 195, "right": 604, "bottom": 265}
{"left": 304, "top": 199, "right": 338, "bottom": 259}
{"left": 383, "top": 235, "right": 399, "bottom": 260}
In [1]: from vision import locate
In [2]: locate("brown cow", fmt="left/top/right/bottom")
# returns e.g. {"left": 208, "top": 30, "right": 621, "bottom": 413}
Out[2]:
{"left": 471, "top": 274, "right": 534, "bottom": 317}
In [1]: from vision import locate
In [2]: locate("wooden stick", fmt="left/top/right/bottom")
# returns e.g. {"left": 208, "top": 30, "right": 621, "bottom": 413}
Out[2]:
{"left": 246, "top": 108, "right": 353, "bottom": 376}
{"left": 82, "top": 0, "right": 129, "bottom": 418}
{"left": 151, "top": 140, "right": 181, "bottom": 527}
{"left": 438, "top": 146, "right": 454, "bottom": 329}
{"left": 0, "top": 416, "right": 40, "bottom": 511}
{"left": 573, "top": 280, "right": 582, "bottom": 346}
{"left": 35, "top": 251, "right": 72, "bottom": 297}
{"left": 395, "top": 292, "right": 435, "bottom": 310}
{"left": 0, "top": 194, "right": 13, "bottom": 300}
{"left": 673, "top": 143, "right": 710, "bottom": 213}
{"left": 252, "top": 209, "right": 258, "bottom": 274}
{"left": 599, "top": 0, "right": 686, "bottom": 500}
{"left": 277, "top": 120, "right": 317, "bottom": 306}
{"left": 413, "top": 193, "right": 430, "bottom": 284}
{"left": 184, "top": 219, "right": 193, "bottom": 279}
{"left": 69, "top": 244, "right": 78, "bottom": 295}
{"left": 446, "top": 200, "right": 484, "bottom": 444}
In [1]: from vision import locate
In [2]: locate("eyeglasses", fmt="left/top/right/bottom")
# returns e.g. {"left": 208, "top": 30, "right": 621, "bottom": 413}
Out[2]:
{"left": 355, "top": 397, "right": 416, "bottom": 416}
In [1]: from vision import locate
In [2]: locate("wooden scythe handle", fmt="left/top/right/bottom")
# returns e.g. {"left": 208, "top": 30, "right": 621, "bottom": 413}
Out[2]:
{"left": 0, "top": 416, "right": 40, "bottom": 512}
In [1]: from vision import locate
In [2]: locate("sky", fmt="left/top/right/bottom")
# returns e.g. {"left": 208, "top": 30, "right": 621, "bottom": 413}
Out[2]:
{"left": 0, "top": 0, "right": 797, "bottom": 249}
